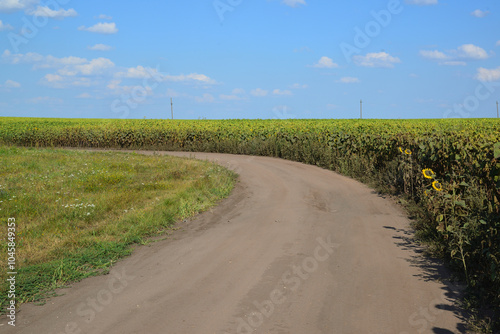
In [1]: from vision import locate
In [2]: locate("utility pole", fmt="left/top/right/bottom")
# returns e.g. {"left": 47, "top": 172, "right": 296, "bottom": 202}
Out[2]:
{"left": 360, "top": 99, "right": 363, "bottom": 119}
{"left": 171, "top": 98, "right": 174, "bottom": 120}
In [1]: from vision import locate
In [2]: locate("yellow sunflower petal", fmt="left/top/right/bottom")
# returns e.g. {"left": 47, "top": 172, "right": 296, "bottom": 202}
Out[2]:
{"left": 405, "top": 149, "right": 412, "bottom": 155}
{"left": 422, "top": 168, "right": 435, "bottom": 179}
{"left": 399, "top": 147, "right": 404, "bottom": 153}
{"left": 432, "top": 180, "right": 442, "bottom": 191}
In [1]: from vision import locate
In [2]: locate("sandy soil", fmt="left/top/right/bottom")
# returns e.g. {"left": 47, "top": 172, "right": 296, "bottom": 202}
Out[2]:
{"left": 1, "top": 152, "right": 469, "bottom": 334}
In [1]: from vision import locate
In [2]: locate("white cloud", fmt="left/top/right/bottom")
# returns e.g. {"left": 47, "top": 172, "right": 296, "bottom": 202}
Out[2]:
{"left": 272, "top": 89, "right": 292, "bottom": 96}
{"left": 44, "top": 73, "right": 63, "bottom": 82}
{"left": 2, "top": 51, "right": 111, "bottom": 77}
{"left": 41, "top": 76, "right": 93, "bottom": 88}
{"left": 164, "top": 73, "right": 216, "bottom": 84}
{"left": 3, "top": 79, "right": 21, "bottom": 88}
{"left": 251, "top": 88, "right": 268, "bottom": 97}
{"left": 232, "top": 88, "right": 245, "bottom": 95}
{"left": 291, "top": 83, "right": 307, "bottom": 89}
{"left": 40, "top": 73, "right": 94, "bottom": 88}
{"left": 195, "top": 93, "right": 215, "bottom": 103}
{"left": 78, "top": 22, "right": 118, "bottom": 34}
{"left": 0, "top": 0, "right": 37, "bottom": 12}
{"left": 2, "top": 50, "right": 88, "bottom": 69}
{"left": 37, "top": 56, "right": 88, "bottom": 69}
{"left": 220, "top": 94, "right": 242, "bottom": 101}
{"left": 442, "top": 61, "right": 466, "bottom": 66}
{"left": 220, "top": 88, "right": 246, "bottom": 100}
{"left": 4, "top": 49, "right": 212, "bottom": 92}
{"left": 420, "top": 50, "right": 449, "bottom": 60}
{"left": 2, "top": 51, "right": 114, "bottom": 78}
{"left": 420, "top": 44, "right": 490, "bottom": 65}
{"left": 116, "top": 66, "right": 160, "bottom": 79}
{"left": 476, "top": 67, "right": 500, "bottom": 82}
{"left": 53, "top": 57, "right": 115, "bottom": 76}
{"left": 497, "top": 40, "right": 500, "bottom": 47}
{"left": 26, "top": 6, "right": 77, "bottom": 19}
{"left": 70, "top": 78, "right": 94, "bottom": 87}
{"left": 3, "top": 50, "right": 115, "bottom": 88}
{"left": 353, "top": 52, "right": 401, "bottom": 68}
{"left": 282, "top": 0, "right": 306, "bottom": 8}
{"left": 471, "top": 9, "right": 489, "bottom": 18}
{"left": 71, "top": 58, "right": 115, "bottom": 76}
{"left": 106, "top": 79, "right": 150, "bottom": 97}
{"left": 337, "top": 77, "right": 360, "bottom": 83}
{"left": 88, "top": 44, "right": 112, "bottom": 51}
{"left": 115, "top": 69, "right": 160, "bottom": 90}
{"left": 103, "top": 80, "right": 154, "bottom": 97}
{"left": 294, "top": 46, "right": 311, "bottom": 53}
{"left": 97, "top": 14, "right": 112, "bottom": 20}
{"left": 313, "top": 56, "right": 338, "bottom": 69}
{"left": 76, "top": 93, "right": 92, "bottom": 99}
{"left": 27, "top": 96, "right": 63, "bottom": 104}
{"left": 106, "top": 80, "right": 120, "bottom": 90}
{"left": 0, "top": 20, "right": 14, "bottom": 31}
{"left": 405, "top": 0, "right": 437, "bottom": 5}
{"left": 457, "top": 44, "right": 489, "bottom": 59}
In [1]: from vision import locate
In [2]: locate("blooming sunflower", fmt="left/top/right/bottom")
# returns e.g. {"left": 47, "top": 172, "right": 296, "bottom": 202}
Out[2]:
{"left": 432, "top": 180, "right": 443, "bottom": 191}
{"left": 405, "top": 149, "right": 412, "bottom": 155}
{"left": 399, "top": 147, "right": 404, "bottom": 153}
{"left": 422, "top": 168, "right": 435, "bottom": 179}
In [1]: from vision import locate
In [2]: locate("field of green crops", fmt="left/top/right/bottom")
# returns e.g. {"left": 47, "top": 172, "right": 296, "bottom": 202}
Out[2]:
{"left": 1, "top": 117, "right": 500, "bottom": 326}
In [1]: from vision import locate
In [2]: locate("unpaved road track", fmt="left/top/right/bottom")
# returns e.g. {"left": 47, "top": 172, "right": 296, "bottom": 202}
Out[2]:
{"left": 2, "top": 152, "right": 468, "bottom": 334}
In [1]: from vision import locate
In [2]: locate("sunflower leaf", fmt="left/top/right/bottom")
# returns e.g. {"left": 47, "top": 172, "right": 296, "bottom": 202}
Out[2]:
{"left": 495, "top": 143, "right": 500, "bottom": 159}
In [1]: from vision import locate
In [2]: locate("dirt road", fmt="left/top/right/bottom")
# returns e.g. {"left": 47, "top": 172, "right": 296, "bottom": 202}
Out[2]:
{"left": 1, "top": 152, "right": 468, "bottom": 334}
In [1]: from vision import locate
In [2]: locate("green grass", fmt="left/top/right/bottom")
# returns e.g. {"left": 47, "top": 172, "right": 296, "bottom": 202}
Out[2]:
{"left": 0, "top": 146, "right": 236, "bottom": 311}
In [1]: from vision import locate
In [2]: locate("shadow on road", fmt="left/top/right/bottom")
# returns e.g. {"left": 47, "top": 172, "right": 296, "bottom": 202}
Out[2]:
{"left": 383, "top": 225, "right": 470, "bottom": 334}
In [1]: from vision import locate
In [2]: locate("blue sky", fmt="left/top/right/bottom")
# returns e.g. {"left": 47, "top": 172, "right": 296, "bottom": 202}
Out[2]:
{"left": 0, "top": 0, "right": 499, "bottom": 119}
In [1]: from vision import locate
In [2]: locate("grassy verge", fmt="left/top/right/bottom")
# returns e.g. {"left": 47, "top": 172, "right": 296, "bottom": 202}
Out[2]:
{"left": 0, "top": 146, "right": 236, "bottom": 312}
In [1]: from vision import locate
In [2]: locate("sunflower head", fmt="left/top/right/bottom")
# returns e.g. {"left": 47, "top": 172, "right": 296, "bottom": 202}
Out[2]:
{"left": 432, "top": 180, "right": 443, "bottom": 191}
{"left": 422, "top": 168, "right": 436, "bottom": 179}
{"left": 398, "top": 147, "right": 404, "bottom": 153}
{"left": 405, "top": 149, "right": 412, "bottom": 155}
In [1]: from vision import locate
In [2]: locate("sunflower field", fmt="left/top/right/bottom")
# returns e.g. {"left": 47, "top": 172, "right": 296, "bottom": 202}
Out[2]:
{"left": 1, "top": 117, "right": 500, "bottom": 316}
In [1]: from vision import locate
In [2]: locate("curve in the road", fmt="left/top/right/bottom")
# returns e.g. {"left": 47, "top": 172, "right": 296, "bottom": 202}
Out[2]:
{"left": 2, "top": 152, "right": 467, "bottom": 334}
